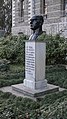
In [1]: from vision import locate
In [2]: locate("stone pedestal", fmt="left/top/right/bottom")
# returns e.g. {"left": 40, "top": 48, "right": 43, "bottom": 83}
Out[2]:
{"left": 24, "top": 41, "right": 47, "bottom": 89}
{"left": 12, "top": 41, "right": 59, "bottom": 98}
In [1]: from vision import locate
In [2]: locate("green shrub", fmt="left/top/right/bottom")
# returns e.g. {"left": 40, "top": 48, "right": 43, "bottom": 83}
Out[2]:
{"left": 47, "top": 35, "right": 67, "bottom": 64}
{"left": 46, "top": 65, "right": 67, "bottom": 88}
{"left": 0, "top": 34, "right": 66, "bottom": 65}
{"left": 38, "top": 34, "right": 67, "bottom": 65}
{"left": 0, "top": 34, "right": 28, "bottom": 65}
{"left": 0, "top": 59, "right": 10, "bottom": 71}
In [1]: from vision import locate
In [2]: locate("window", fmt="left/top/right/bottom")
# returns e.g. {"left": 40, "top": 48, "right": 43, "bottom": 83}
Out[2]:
{"left": 41, "top": 0, "right": 45, "bottom": 14}
{"left": 61, "top": 0, "right": 67, "bottom": 16}
{"left": 65, "top": 0, "right": 67, "bottom": 15}
{"left": 41, "top": 0, "right": 47, "bottom": 18}
{"left": 21, "top": 0, "right": 24, "bottom": 17}
{"left": 18, "top": 0, "right": 24, "bottom": 21}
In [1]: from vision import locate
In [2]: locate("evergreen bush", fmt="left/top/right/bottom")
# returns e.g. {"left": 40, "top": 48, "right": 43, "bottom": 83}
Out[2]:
{"left": 0, "top": 34, "right": 28, "bottom": 65}
{"left": 0, "top": 34, "right": 66, "bottom": 65}
{"left": 38, "top": 34, "right": 67, "bottom": 65}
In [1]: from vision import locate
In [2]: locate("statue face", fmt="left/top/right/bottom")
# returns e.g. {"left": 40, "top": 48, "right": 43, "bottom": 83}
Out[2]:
{"left": 30, "top": 17, "right": 40, "bottom": 30}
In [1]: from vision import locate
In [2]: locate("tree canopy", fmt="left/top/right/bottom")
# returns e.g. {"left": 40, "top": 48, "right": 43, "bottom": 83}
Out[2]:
{"left": 0, "top": 0, "right": 4, "bottom": 7}
{"left": 0, "top": 0, "right": 4, "bottom": 29}
{"left": 0, "top": 0, "right": 12, "bottom": 35}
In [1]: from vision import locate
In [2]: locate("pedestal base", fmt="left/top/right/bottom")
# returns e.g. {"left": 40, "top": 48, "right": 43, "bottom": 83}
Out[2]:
{"left": 12, "top": 83, "right": 59, "bottom": 98}
{"left": 24, "top": 79, "right": 47, "bottom": 89}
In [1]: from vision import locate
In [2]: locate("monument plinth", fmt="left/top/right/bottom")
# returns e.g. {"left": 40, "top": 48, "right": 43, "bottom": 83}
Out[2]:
{"left": 24, "top": 41, "right": 47, "bottom": 90}
{"left": 12, "top": 41, "right": 59, "bottom": 98}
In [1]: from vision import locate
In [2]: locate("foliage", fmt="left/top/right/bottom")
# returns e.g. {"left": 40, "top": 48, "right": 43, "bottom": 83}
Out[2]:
{"left": 0, "top": 59, "right": 10, "bottom": 71}
{"left": 0, "top": 0, "right": 4, "bottom": 7}
{"left": 0, "top": 34, "right": 28, "bottom": 64}
{"left": 0, "top": 52, "right": 67, "bottom": 118}
{"left": 0, "top": 0, "right": 4, "bottom": 29}
{"left": 0, "top": 0, "right": 12, "bottom": 34}
{"left": 0, "top": 64, "right": 67, "bottom": 90}
{"left": 38, "top": 34, "right": 67, "bottom": 65}
{"left": 0, "top": 63, "right": 24, "bottom": 87}
{"left": 46, "top": 65, "right": 67, "bottom": 88}
{"left": 0, "top": 91, "right": 40, "bottom": 119}
{"left": 0, "top": 91, "right": 67, "bottom": 118}
{"left": 0, "top": 34, "right": 66, "bottom": 65}
{"left": 0, "top": 34, "right": 28, "bottom": 87}
{"left": 39, "top": 91, "right": 67, "bottom": 119}
{"left": 4, "top": 0, "right": 12, "bottom": 35}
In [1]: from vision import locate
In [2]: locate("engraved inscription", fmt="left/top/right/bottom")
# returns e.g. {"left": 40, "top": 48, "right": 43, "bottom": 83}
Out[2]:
{"left": 25, "top": 43, "right": 35, "bottom": 77}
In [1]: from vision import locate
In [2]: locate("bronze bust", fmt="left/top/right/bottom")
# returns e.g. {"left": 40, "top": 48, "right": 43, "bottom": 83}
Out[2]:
{"left": 29, "top": 15, "right": 44, "bottom": 41}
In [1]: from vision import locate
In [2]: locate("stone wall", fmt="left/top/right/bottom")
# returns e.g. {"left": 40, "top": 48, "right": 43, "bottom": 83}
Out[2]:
{"left": 12, "top": 25, "right": 31, "bottom": 36}
{"left": 45, "top": 0, "right": 61, "bottom": 23}
{"left": 12, "top": 0, "right": 67, "bottom": 37}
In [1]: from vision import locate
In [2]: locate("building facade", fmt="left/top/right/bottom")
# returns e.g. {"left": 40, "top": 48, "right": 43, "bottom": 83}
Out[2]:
{"left": 12, "top": 0, "right": 67, "bottom": 37}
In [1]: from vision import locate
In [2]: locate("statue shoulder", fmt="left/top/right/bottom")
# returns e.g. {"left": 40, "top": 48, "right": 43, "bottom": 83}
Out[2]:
{"left": 37, "top": 32, "right": 46, "bottom": 41}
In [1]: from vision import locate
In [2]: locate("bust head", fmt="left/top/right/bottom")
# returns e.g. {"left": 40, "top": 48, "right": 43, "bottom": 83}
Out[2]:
{"left": 30, "top": 15, "right": 44, "bottom": 31}
{"left": 29, "top": 15, "right": 44, "bottom": 41}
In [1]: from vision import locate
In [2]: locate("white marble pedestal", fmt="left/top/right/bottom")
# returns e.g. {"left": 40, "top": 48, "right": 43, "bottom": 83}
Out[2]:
{"left": 24, "top": 41, "right": 47, "bottom": 89}
{"left": 12, "top": 41, "right": 59, "bottom": 98}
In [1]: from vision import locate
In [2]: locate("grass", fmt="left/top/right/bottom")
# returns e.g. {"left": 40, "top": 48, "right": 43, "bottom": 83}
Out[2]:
{"left": 0, "top": 90, "right": 67, "bottom": 118}
{"left": 0, "top": 63, "right": 24, "bottom": 87}
{"left": 0, "top": 64, "right": 67, "bottom": 118}
{"left": 46, "top": 65, "right": 67, "bottom": 88}
{"left": 0, "top": 64, "right": 67, "bottom": 88}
